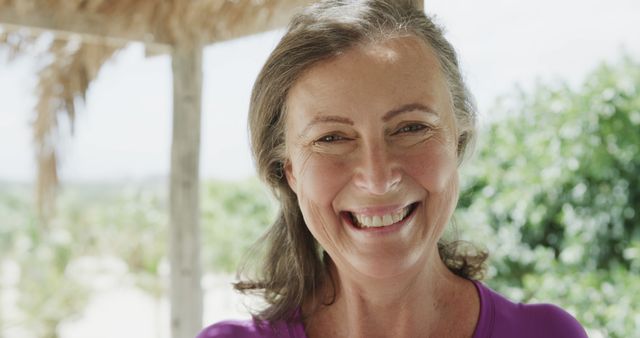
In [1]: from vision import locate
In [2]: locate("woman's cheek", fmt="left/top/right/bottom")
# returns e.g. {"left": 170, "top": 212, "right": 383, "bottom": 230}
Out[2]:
{"left": 402, "top": 146, "right": 457, "bottom": 193}
{"left": 297, "top": 154, "right": 351, "bottom": 206}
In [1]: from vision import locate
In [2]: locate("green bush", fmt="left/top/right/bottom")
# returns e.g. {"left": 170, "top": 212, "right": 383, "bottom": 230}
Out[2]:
{"left": 456, "top": 56, "right": 640, "bottom": 337}
{"left": 200, "top": 178, "right": 276, "bottom": 273}
{"left": 0, "top": 184, "right": 89, "bottom": 338}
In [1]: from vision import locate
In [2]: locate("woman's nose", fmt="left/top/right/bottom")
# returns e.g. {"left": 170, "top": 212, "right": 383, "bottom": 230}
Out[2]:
{"left": 353, "top": 143, "right": 401, "bottom": 195}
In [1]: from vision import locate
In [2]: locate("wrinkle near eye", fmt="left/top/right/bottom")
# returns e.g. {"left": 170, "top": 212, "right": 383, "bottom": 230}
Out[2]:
{"left": 392, "top": 126, "right": 439, "bottom": 149}
{"left": 308, "top": 139, "right": 358, "bottom": 156}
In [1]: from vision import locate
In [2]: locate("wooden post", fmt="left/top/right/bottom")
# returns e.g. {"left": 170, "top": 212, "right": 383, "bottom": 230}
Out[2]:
{"left": 169, "top": 43, "right": 203, "bottom": 338}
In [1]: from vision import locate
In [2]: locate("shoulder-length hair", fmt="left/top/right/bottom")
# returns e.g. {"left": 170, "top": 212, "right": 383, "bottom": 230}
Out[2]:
{"left": 235, "top": 0, "right": 488, "bottom": 323}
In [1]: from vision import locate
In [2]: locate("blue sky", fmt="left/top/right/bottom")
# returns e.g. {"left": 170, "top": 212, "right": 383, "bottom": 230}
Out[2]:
{"left": 1, "top": 0, "right": 638, "bottom": 182}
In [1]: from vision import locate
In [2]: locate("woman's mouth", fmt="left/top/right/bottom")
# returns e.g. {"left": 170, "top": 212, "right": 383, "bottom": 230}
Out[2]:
{"left": 343, "top": 202, "right": 419, "bottom": 229}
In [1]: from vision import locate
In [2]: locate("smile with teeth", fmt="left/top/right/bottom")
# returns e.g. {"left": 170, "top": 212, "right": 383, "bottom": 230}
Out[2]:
{"left": 350, "top": 204, "right": 413, "bottom": 228}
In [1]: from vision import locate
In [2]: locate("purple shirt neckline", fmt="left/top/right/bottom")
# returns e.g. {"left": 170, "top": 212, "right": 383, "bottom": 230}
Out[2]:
{"left": 197, "top": 279, "right": 588, "bottom": 338}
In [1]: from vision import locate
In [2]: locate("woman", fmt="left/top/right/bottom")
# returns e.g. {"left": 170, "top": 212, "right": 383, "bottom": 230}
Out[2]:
{"left": 198, "top": 0, "right": 588, "bottom": 337}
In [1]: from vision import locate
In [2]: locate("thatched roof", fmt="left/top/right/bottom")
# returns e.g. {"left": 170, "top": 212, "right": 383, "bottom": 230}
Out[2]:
{"left": 0, "top": 0, "right": 312, "bottom": 46}
{"left": 0, "top": 0, "right": 312, "bottom": 217}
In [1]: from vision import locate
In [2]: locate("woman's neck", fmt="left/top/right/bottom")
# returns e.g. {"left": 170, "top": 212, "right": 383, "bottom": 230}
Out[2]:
{"left": 303, "top": 250, "right": 478, "bottom": 338}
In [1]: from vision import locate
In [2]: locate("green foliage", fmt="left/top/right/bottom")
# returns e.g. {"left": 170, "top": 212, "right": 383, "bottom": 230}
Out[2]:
{"left": 0, "top": 184, "right": 89, "bottom": 338}
{"left": 201, "top": 178, "right": 276, "bottom": 273}
{"left": 456, "top": 56, "right": 640, "bottom": 337}
{"left": 76, "top": 184, "right": 169, "bottom": 295}
{"left": 14, "top": 230, "right": 89, "bottom": 338}
{"left": 0, "top": 178, "right": 276, "bottom": 337}
{"left": 521, "top": 266, "right": 639, "bottom": 337}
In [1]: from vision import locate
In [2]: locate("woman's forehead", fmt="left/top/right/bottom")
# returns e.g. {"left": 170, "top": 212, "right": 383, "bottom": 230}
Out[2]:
{"left": 285, "top": 35, "right": 452, "bottom": 120}
{"left": 307, "top": 35, "right": 441, "bottom": 79}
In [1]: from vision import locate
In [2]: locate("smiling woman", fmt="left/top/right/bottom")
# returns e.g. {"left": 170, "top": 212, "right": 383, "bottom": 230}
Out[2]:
{"left": 283, "top": 36, "right": 463, "bottom": 288}
{"left": 197, "top": 1, "right": 588, "bottom": 337}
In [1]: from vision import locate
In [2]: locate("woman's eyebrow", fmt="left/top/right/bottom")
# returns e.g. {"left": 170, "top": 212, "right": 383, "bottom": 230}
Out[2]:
{"left": 301, "top": 115, "right": 354, "bottom": 135}
{"left": 300, "top": 103, "right": 436, "bottom": 135}
{"left": 382, "top": 103, "right": 438, "bottom": 122}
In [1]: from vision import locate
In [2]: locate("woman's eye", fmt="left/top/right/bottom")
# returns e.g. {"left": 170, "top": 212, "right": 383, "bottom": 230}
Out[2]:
{"left": 396, "top": 123, "right": 429, "bottom": 134}
{"left": 315, "top": 134, "right": 346, "bottom": 143}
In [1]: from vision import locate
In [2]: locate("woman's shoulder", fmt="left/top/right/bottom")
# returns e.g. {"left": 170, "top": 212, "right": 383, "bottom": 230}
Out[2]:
{"left": 196, "top": 319, "right": 259, "bottom": 338}
{"left": 472, "top": 280, "right": 588, "bottom": 338}
{"left": 196, "top": 316, "right": 306, "bottom": 338}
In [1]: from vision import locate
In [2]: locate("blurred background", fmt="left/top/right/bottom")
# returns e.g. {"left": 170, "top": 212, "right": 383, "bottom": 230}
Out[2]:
{"left": 1, "top": 0, "right": 639, "bottom": 337}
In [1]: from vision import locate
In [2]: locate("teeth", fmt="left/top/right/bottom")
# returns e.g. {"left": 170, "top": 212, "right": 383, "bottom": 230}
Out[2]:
{"left": 352, "top": 205, "right": 411, "bottom": 228}
{"left": 382, "top": 214, "right": 393, "bottom": 225}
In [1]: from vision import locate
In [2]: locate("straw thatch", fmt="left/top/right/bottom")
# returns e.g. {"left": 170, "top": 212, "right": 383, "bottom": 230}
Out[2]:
{"left": 0, "top": 0, "right": 310, "bottom": 45}
{"left": 0, "top": 28, "right": 120, "bottom": 218}
{"left": 35, "top": 41, "right": 119, "bottom": 217}
{"left": 0, "top": 0, "right": 312, "bottom": 217}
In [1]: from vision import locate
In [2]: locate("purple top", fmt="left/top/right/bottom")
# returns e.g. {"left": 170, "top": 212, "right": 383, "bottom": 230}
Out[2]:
{"left": 197, "top": 280, "right": 588, "bottom": 338}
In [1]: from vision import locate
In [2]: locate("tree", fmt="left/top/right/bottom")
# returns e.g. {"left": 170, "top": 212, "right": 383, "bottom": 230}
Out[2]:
{"left": 456, "top": 55, "right": 640, "bottom": 337}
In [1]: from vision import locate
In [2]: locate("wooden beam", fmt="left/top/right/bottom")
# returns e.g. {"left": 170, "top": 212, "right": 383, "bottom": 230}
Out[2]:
{"left": 0, "top": 7, "right": 171, "bottom": 52}
{"left": 169, "top": 43, "right": 203, "bottom": 338}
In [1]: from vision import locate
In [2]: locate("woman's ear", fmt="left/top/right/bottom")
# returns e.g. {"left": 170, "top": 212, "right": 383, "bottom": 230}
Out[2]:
{"left": 284, "top": 159, "right": 297, "bottom": 194}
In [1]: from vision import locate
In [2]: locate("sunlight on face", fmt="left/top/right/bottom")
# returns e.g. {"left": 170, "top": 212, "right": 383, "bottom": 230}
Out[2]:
{"left": 284, "top": 35, "right": 461, "bottom": 279}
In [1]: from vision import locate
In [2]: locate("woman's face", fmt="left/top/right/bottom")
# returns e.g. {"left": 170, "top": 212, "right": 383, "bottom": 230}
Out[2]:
{"left": 284, "top": 35, "right": 460, "bottom": 279}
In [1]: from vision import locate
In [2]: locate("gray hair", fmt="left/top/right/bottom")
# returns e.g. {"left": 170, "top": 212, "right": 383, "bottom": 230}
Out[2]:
{"left": 236, "top": 0, "right": 487, "bottom": 323}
